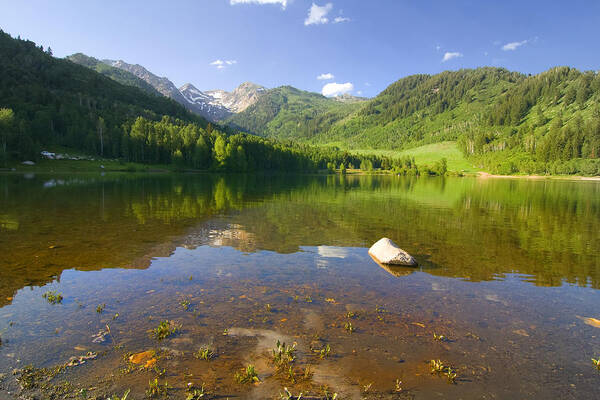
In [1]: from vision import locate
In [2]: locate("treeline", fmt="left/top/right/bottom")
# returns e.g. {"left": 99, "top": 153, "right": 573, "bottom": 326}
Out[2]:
{"left": 0, "top": 29, "right": 205, "bottom": 163}
{"left": 0, "top": 30, "right": 426, "bottom": 174}
{"left": 111, "top": 116, "right": 423, "bottom": 174}
{"left": 232, "top": 66, "right": 600, "bottom": 175}
{"left": 458, "top": 67, "right": 600, "bottom": 175}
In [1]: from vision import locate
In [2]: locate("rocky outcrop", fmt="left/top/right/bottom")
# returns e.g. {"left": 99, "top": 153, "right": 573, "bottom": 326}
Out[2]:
{"left": 206, "top": 82, "right": 266, "bottom": 113}
{"left": 368, "top": 238, "right": 417, "bottom": 266}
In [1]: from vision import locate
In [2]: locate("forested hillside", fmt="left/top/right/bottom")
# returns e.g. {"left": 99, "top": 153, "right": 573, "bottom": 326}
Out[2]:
{"left": 461, "top": 67, "right": 600, "bottom": 175}
{"left": 0, "top": 31, "right": 413, "bottom": 173}
{"left": 0, "top": 30, "right": 205, "bottom": 162}
{"left": 65, "top": 53, "right": 161, "bottom": 96}
{"left": 230, "top": 67, "right": 600, "bottom": 175}
{"left": 227, "top": 86, "right": 363, "bottom": 140}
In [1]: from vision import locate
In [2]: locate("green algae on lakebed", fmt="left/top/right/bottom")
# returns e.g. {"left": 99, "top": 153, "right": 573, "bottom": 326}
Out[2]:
{"left": 0, "top": 173, "right": 599, "bottom": 399}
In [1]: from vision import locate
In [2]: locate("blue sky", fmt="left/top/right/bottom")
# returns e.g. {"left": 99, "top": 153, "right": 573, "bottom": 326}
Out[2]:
{"left": 1, "top": 0, "right": 599, "bottom": 97}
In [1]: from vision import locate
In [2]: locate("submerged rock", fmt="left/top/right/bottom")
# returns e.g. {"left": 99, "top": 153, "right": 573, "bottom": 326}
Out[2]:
{"left": 368, "top": 238, "right": 417, "bottom": 266}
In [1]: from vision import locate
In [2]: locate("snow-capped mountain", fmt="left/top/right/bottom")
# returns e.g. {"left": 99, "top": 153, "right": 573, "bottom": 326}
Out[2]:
{"left": 92, "top": 58, "right": 266, "bottom": 121}
{"left": 179, "top": 82, "right": 267, "bottom": 120}
{"left": 179, "top": 83, "right": 232, "bottom": 121}
{"left": 206, "top": 82, "right": 266, "bottom": 113}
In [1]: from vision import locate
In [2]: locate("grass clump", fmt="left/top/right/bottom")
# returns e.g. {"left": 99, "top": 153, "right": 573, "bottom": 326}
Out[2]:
{"left": 107, "top": 389, "right": 130, "bottom": 400}
{"left": 151, "top": 320, "right": 179, "bottom": 341}
{"left": 194, "top": 347, "right": 215, "bottom": 361}
{"left": 180, "top": 299, "right": 191, "bottom": 310}
{"left": 344, "top": 322, "right": 355, "bottom": 333}
{"left": 318, "top": 344, "right": 331, "bottom": 359}
{"left": 146, "top": 378, "right": 169, "bottom": 397}
{"left": 279, "top": 387, "right": 302, "bottom": 400}
{"left": 235, "top": 364, "right": 260, "bottom": 384}
{"left": 186, "top": 383, "right": 207, "bottom": 399}
{"left": 430, "top": 359, "right": 458, "bottom": 384}
{"left": 272, "top": 340, "right": 297, "bottom": 367}
{"left": 593, "top": 357, "right": 600, "bottom": 370}
{"left": 42, "top": 291, "right": 63, "bottom": 304}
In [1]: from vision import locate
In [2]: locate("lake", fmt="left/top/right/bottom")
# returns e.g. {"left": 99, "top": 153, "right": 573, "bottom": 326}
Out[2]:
{"left": 0, "top": 173, "right": 599, "bottom": 399}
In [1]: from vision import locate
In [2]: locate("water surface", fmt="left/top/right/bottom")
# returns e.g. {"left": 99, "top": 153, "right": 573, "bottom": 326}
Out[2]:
{"left": 0, "top": 173, "right": 599, "bottom": 399}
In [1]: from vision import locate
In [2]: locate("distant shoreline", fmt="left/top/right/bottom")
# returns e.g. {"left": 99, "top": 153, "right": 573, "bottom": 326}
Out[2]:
{"left": 477, "top": 172, "right": 600, "bottom": 181}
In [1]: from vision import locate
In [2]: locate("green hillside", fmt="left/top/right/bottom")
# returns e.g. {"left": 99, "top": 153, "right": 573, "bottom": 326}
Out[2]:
{"left": 229, "top": 67, "right": 600, "bottom": 175}
{"left": 227, "top": 86, "right": 363, "bottom": 140}
{"left": 66, "top": 53, "right": 161, "bottom": 96}
{"left": 357, "top": 141, "right": 478, "bottom": 173}
{"left": 0, "top": 31, "right": 413, "bottom": 174}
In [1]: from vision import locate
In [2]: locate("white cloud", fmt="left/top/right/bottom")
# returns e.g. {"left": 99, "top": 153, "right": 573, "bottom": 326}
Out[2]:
{"left": 210, "top": 59, "right": 237, "bottom": 69}
{"left": 502, "top": 40, "right": 528, "bottom": 51}
{"left": 317, "top": 72, "right": 334, "bottom": 80}
{"left": 357, "top": 90, "right": 363, "bottom": 95}
{"left": 442, "top": 52, "right": 463, "bottom": 62}
{"left": 230, "top": 0, "right": 287, "bottom": 9}
{"left": 333, "top": 16, "right": 350, "bottom": 23}
{"left": 436, "top": 45, "right": 441, "bottom": 51}
{"left": 322, "top": 82, "right": 353, "bottom": 97}
{"left": 318, "top": 246, "right": 348, "bottom": 258}
{"left": 305, "top": 3, "right": 333, "bottom": 25}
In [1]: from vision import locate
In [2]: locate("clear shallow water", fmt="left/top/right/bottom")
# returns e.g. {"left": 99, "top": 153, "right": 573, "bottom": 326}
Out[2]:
{"left": 0, "top": 173, "right": 599, "bottom": 399}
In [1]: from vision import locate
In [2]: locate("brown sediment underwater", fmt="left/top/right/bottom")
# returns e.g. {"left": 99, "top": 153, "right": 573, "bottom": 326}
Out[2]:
{"left": 0, "top": 173, "right": 599, "bottom": 399}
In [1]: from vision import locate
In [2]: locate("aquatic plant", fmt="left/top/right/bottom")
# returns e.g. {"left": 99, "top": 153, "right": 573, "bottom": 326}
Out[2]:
{"left": 344, "top": 322, "right": 355, "bottom": 333}
{"left": 14, "top": 364, "right": 65, "bottom": 391}
{"left": 234, "top": 364, "right": 260, "bottom": 384}
{"left": 96, "top": 303, "right": 106, "bottom": 313}
{"left": 318, "top": 344, "right": 331, "bottom": 359}
{"left": 107, "top": 389, "right": 130, "bottom": 400}
{"left": 593, "top": 357, "right": 600, "bottom": 370}
{"left": 186, "top": 383, "right": 207, "bottom": 399}
{"left": 194, "top": 347, "right": 215, "bottom": 361}
{"left": 151, "top": 320, "right": 179, "bottom": 340}
{"left": 280, "top": 387, "right": 306, "bottom": 400}
{"left": 430, "top": 359, "right": 458, "bottom": 384}
{"left": 180, "top": 299, "right": 191, "bottom": 310}
{"left": 430, "top": 359, "right": 446, "bottom": 373}
{"left": 346, "top": 311, "right": 357, "bottom": 319}
{"left": 42, "top": 291, "right": 63, "bottom": 304}
{"left": 445, "top": 368, "right": 457, "bottom": 384}
{"left": 286, "top": 365, "right": 296, "bottom": 383}
{"left": 433, "top": 333, "right": 447, "bottom": 342}
{"left": 146, "top": 378, "right": 169, "bottom": 397}
{"left": 303, "top": 366, "right": 313, "bottom": 379}
{"left": 321, "top": 386, "right": 338, "bottom": 400}
{"left": 272, "top": 340, "right": 297, "bottom": 367}
{"left": 265, "top": 303, "right": 272, "bottom": 312}
{"left": 305, "top": 296, "right": 313, "bottom": 303}
{"left": 362, "top": 382, "right": 373, "bottom": 393}
{"left": 395, "top": 379, "right": 403, "bottom": 392}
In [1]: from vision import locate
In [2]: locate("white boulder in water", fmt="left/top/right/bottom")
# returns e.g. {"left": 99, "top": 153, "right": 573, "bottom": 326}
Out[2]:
{"left": 368, "top": 238, "right": 417, "bottom": 266}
